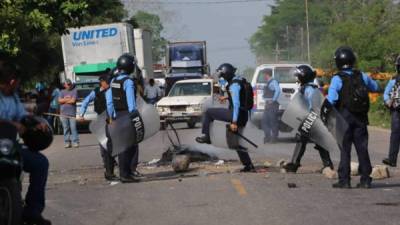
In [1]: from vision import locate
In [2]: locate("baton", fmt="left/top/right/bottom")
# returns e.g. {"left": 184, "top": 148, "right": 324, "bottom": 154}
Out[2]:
{"left": 225, "top": 125, "right": 258, "bottom": 148}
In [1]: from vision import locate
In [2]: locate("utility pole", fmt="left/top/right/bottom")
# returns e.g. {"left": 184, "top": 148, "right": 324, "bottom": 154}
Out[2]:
{"left": 305, "top": 0, "right": 311, "bottom": 63}
{"left": 300, "top": 27, "right": 304, "bottom": 61}
{"left": 286, "top": 25, "right": 290, "bottom": 61}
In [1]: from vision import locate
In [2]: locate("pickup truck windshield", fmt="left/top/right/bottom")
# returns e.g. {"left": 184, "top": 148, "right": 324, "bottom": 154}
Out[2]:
{"left": 169, "top": 82, "right": 211, "bottom": 97}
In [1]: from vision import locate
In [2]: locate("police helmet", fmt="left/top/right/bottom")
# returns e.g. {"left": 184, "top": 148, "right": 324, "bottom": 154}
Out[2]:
{"left": 216, "top": 63, "right": 236, "bottom": 82}
{"left": 334, "top": 46, "right": 356, "bottom": 70}
{"left": 20, "top": 116, "right": 53, "bottom": 152}
{"left": 117, "top": 54, "right": 136, "bottom": 74}
{"left": 293, "top": 65, "right": 316, "bottom": 84}
{"left": 395, "top": 55, "right": 400, "bottom": 74}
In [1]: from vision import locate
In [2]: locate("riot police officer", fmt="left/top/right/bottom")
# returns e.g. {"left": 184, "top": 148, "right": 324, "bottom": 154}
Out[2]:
{"left": 321, "top": 46, "right": 379, "bottom": 188}
{"left": 262, "top": 69, "right": 281, "bottom": 143}
{"left": 283, "top": 65, "right": 334, "bottom": 173}
{"left": 196, "top": 63, "right": 255, "bottom": 172}
{"left": 105, "top": 54, "right": 141, "bottom": 183}
{"left": 0, "top": 58, "right": 51, "bottom": 224}
{"left": 382, "top": 55, "right": 400, "bottom": 167}
{"left": 79, "top": 74, "right": 118, "bottom": 181}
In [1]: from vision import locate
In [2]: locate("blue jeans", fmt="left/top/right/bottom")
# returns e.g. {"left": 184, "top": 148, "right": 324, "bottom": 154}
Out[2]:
{"left": 19, "top": 147, "right": 49, "bottom": 218}
{"left": 262, "top": 102, "right": 279, "bottom": 140}
{"left": 60, "top": 117, "right": 79, "bottom": 144}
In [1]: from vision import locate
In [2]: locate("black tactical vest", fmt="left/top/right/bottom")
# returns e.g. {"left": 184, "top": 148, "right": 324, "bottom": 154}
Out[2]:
{"left": 93, "top": 87, "right": 106, "bottom": 115}
{"left": 263, "top": 79, "right": 276, "bottom": 98}
{"left": 111, "top": 77, "right": 130, "bottom": 112}
{"left": 337, "top": 70, "right": 370, "bottom": 123}
{"left": 226, "top": 79, "right": 248, "bottom": 127}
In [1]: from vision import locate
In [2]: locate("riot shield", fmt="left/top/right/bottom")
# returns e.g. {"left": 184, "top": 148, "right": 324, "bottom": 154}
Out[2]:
{"left": 108, "top": 96, "right": 160, "bottom": 156}
{"left": 281, "top": 92, "right": 348, "bottom": 152}
{"left": 89, "top": 112, "right": 108, "bottom": 149}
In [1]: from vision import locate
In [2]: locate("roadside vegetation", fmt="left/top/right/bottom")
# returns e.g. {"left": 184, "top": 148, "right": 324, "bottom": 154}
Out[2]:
{"left": 0, "top": 0, "right": 166, "bottom": 84}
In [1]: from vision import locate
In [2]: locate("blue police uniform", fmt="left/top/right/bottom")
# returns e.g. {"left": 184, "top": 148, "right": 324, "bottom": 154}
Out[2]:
{"left": 105, "top": 74, "right": 139, "bottom": 179}
{"left": 285, "top": 83, "right": 333, "bottom": 171}
{"left": 262, "top": 78, "right": 281, "bottom": 143}
{"left": 327, "top": 69, "right": 378, "bottom": 185}
{"left": 201, "top": 75, "right": 253, "bottom": 167}
{"left": 383, "top": 77, "right": 400, "bottom": 166}
{"left": 0, "top": 92, "right": 49, "bottom": 219}
{"left": 80, "top": 87, "right": 116, "bottom": 178}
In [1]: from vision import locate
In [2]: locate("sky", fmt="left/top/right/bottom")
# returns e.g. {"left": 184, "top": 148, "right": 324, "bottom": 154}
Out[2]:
{"left": 124, "top": 0, "right": 272, "bottom": 72}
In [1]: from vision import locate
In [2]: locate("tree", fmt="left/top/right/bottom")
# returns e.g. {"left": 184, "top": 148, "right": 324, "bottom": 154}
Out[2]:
{"left": 127, "top": 10, "right": 167, "bottom": 63}
{"left": 250, "top": 0, "right": 400, "bottom": 71}
{"left": 0, "top": 0, "right": 127, "bottom": 83}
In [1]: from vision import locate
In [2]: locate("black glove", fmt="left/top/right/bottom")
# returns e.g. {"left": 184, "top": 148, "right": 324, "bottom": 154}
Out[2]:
{"left": 320, "top": 99, "right": 332, "bottom": 124}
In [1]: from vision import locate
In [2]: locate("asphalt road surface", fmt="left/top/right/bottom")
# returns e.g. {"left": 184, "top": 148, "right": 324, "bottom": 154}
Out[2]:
{"left": 32, "top": 123, "right": 400, "bottom": 225}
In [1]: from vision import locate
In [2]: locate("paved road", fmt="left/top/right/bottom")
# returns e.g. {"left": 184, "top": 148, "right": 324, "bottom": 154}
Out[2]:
{"left": 34, "top": 124, "right": 400, "bottom": 225}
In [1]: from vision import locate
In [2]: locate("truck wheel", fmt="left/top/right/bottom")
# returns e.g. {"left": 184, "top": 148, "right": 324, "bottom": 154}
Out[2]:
{"left": 0, "top": 178, "right": 22, "bottom": 225}
{"left": 187, "top": 121, "right": 196, "bottom": 129}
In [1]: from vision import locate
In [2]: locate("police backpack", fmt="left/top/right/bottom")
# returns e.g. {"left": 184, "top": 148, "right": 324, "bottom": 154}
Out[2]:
{"left": 337, "top": 70, "right": 370, "bottom": 114}
{"left": 232, "top": 78, "right": 254, "bottom": 111}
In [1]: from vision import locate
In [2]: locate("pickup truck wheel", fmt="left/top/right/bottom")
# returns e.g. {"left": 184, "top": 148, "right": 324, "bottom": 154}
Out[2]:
{"left": 187, "top": 121, "right": 196, "bottom": 129}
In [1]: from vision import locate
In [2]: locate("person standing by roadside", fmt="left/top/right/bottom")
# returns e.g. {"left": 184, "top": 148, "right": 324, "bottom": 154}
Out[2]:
{"left": 58, "top": 79, "right": 79, "bottom": 148}
{"left": 382, "top": 55, "right": 400, "bottom": 167}
{"left": 144, "top": 78, "right": 162, "bottom": 105}
{"left": 262, "top": 69, "right": 281, "bottom": 143}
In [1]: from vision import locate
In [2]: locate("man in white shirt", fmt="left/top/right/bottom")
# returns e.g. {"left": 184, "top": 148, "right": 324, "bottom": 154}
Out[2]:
{"left": 144, "top": 78, "right": 162, "bottom": 104}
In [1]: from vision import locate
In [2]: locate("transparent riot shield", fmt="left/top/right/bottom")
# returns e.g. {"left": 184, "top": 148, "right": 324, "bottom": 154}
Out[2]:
{"left": 89, "top": 112, "right": 108, "bottom": 150}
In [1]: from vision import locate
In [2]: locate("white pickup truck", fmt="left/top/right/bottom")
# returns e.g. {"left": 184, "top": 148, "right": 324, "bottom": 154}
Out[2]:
{"left": 156, "top": 79, "right": 214, "bottom": 129}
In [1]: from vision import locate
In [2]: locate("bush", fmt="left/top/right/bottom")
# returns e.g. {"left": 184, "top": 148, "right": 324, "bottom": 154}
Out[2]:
{"left": 368, "top": 95, "right": 391, "bottom": 129}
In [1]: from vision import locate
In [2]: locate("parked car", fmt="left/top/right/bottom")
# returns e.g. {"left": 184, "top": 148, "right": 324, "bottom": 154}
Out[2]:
{"left": 156, "top": 79, "right": 214, "bottom": 129}
{"left": 250, "top": 63, "right": 313, "bottom": 132}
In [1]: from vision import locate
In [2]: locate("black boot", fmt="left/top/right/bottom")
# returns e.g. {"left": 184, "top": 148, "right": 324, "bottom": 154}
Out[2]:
{"left": 332, "top": 181, "right": 351, "bottom": 189}
{"left": 23, "top": 215, "right": 52, "bottom": 225}
{"left": 283, "top": 163, "right": 300, "bottom": 173}
{"left": 382, "top": 158, "right": 396, "bottom": 167}
{"left": 240, "top": 164, "right": 256, "bottom": 172}
{"left": 195, "top": 135, "right": 211, "bottom": 144}
{"left": 120, "top": 175, "right": 140, "bottom": 183}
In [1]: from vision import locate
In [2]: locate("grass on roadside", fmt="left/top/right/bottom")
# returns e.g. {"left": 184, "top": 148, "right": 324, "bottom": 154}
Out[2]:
{"left": 368, "top": 96, "right": 391, "bottom": 129}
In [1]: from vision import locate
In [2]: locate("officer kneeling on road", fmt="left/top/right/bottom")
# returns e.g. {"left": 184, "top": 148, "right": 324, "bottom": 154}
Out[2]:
{"left": 195, "top": 63, "right": 256, "bottom": 172}
{"left": 283, "top": 65, "right": 334, "bottom": 173}
{"left": 0, "top": 58, "right": 52, "bottom": 224}
{"left": 382, "top": 55, "right": 400, "bottom": 167}
{"left": 106, "top": 54, "right": 142, "bottom": 183}
{"left": 321, "top": 46, "right": 379, "bottom": 189}
{"left": 79, "top": 74, "right": 118, "bottom": 181}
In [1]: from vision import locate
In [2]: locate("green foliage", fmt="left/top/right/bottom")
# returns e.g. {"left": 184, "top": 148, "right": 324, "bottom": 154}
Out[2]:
{"left": 127, "top": 10, "right": 167, "bottom": 63}
{"left": 369, "top": 95, "right": 391, "bottom": 129}
{"left": 0, "top": 0, "right": 128, "bottom": 83}
{"left": 250, "top": 0, "right": 400, "bottom": 71}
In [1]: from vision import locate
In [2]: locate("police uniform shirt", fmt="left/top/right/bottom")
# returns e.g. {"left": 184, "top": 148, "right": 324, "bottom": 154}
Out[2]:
{"left": 303, "top": 82, "right": 319, "bottom": 111}
{"left": 79, "top": 87, "right": 107, "bottom": 117}
{"left": 383, "top": 78, "right": 397, "bottom": 104}
{"left": 0, "top": 92, "right": 27, "bottom": 121}
{"left": 105, "top": 74, "right": 136, "bottom": 118}
{"left": 264, "top": 79, "right": 281, "bottom": 102}
{"left": 327, "top": 69, "right": 379, "bottom": 105}
{"left": 230, "top": 76, "right": 243, "bottom": 123}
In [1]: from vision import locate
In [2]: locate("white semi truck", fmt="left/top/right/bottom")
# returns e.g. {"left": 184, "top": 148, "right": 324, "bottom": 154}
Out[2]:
{"left": 56, "top": 23, "right": 153, "bottom": 133}
{"left": 60, "top": 22, "right": 153, "bottom": 82}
